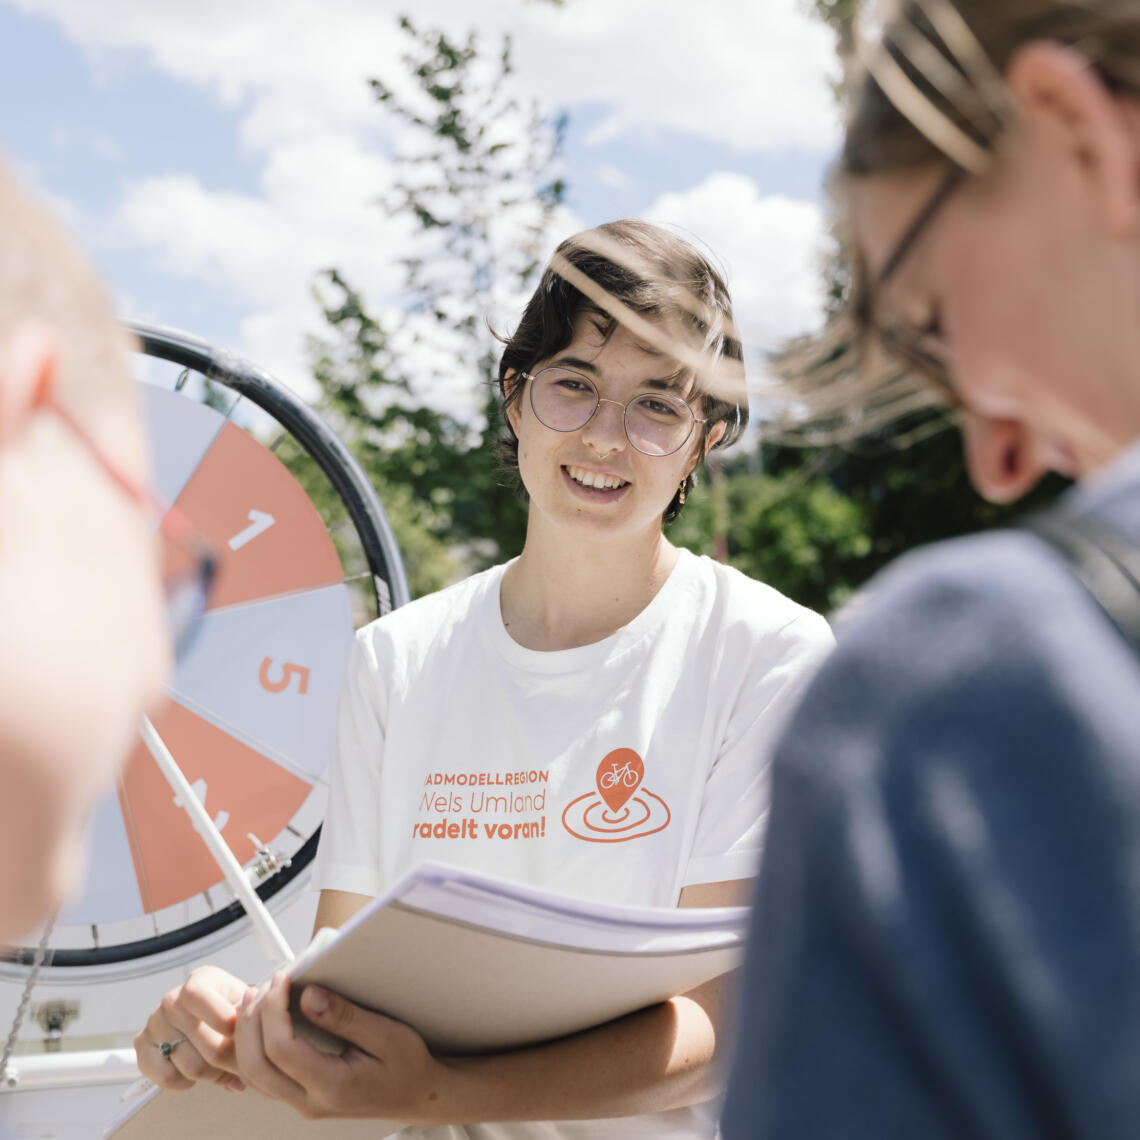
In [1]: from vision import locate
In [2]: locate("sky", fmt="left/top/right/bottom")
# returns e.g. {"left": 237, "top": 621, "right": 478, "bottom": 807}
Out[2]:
{"left": 1, "top": 0, "right": 842, "bottom": 415}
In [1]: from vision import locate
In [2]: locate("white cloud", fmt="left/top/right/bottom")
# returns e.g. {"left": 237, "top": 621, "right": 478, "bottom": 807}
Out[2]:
{"left": 111, "top": 123, "right": 581, "bottom": 414}
{"left": 515, "top": 0, "right": 841, "bottom": 154}
{"left": 11, "top": 0, "right": 839, "bottom": 416}
{"left": 111, "top": 132, "right": 410, "bottom": 399}
{"left": 12, "top": 0, "right": 839, "bottom": 153}
{"left": 645, "top": 171, "right": 831, "bottom": 375}
{"left": 596, "top": 164, "right": 634, "bottom": 192}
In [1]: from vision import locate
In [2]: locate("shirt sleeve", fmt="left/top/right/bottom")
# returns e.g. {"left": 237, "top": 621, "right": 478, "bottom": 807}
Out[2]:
{"left": 722, "top": 534, "right": 1140, "bottom": 1139}
{"left": 683, "top": 609, "right": 834, "bottom": 888}
{"left": 310, "top": 630, "right": 390, "bottom": 899}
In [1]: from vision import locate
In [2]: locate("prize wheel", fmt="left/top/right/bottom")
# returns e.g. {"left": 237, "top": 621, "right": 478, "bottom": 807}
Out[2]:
{"left": 2, "top": 321, "right": 409, "bottom": 971}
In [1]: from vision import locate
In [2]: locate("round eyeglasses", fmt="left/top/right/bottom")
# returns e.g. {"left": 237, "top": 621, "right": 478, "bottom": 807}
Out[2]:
{"left": 522, "top": 367, "right": 705, "bottom": 457}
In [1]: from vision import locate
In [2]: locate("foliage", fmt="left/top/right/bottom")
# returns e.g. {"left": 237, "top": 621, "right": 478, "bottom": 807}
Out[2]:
{"left": 671, "top": 455, "right": 872, "bottom": 613}
{"left": 824, "top": 429, "right": 1068, "bottom": 576}
{"left": 811, "top": 0, "right": 857, "bottom": 27}
{"left": 696, "top": 429, "right": 1070, "bottom": 609}
{"left": 671, "top": 415, "right": 1069, "bottom": 612}
{"left": 367, "top": 16, "right": 566, "bottom": 349}
{"left": 296, "top": 15, "right": 567, "bottom": 597}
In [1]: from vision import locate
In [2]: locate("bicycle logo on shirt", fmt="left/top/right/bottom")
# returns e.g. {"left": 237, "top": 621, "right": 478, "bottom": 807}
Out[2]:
{"left": 561, "top": 748, "right": 671, "bottom": 843}
{"left": 599, "top": 760, "right": 641, "bottom": 791}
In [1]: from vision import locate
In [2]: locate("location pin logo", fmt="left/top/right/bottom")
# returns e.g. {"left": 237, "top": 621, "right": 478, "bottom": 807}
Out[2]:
{"left": 596, "top": 748, "right": 645, "bottom": 814}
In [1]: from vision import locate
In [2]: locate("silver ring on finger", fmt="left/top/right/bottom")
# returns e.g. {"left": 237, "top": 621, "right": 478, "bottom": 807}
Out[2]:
{"left": 157, "top": 1035, "right": 189, "bottom": 1058}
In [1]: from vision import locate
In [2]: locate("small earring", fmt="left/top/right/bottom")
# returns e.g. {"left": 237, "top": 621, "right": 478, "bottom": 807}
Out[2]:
{"left": 595, "top": 451, "right": 608, "bottom": 461}
{"left": 676, "top": 479, "right": 687, "bottom": 506}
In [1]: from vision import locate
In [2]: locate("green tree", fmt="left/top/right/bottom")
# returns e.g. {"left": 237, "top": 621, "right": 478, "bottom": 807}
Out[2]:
{"left": 298, "top": 15, "right": 567, "bottom": 597}
{"left": 672, "top": 454, "right": 872, "bottom": 613}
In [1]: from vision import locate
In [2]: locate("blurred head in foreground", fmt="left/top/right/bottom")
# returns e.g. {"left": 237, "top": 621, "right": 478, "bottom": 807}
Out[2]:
{"left": 0, "top": 159, "right": 170, "bottom": 944}
{"left": 782, "top": 0, "right": 1140, "bottom": 502}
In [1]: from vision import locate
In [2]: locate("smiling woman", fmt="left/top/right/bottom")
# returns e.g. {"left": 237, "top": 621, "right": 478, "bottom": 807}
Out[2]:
{"left": 134, "top": 219, "right": 834, "bottom": 1140}
{"left": 498, "top": 220, "right": 747, "bottom": 523}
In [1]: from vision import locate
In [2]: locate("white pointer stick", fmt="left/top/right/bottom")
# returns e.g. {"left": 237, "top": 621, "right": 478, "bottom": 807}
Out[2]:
{"left": 139, "top": 715, "right": 295, "bottom": 968}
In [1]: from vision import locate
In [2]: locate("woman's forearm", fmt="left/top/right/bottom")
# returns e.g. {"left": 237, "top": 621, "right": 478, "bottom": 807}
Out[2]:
{"left": 435, "top": 972, "right": 732, "bottom": 1124}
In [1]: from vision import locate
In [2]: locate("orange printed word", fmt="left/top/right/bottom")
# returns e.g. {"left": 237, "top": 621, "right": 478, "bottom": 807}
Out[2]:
{"left": 411, "top": 817, "right": 480, "bottom": 840}
{"left": 410, "top": 817, "right": 547, "bottom": 841}
{"left": 423, "top": 770, "right": 548, "bottom": 788}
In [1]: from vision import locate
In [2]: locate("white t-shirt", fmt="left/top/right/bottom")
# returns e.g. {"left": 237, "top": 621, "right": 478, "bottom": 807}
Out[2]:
{"left": 313, "top": 548, "right": 833, "bottom": 1140}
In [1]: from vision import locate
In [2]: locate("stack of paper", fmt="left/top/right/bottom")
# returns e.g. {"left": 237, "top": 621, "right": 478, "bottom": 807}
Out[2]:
{"left": 104, "top": 861, "right": 748, "bottom": 1139}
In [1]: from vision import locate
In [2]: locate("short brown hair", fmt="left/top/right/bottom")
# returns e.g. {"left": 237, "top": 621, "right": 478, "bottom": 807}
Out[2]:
{"left": 497, "top": 219, "right": 747, "bottom": 523}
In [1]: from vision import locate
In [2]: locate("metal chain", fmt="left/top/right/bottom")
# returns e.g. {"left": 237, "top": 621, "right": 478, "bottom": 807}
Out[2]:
{"left": 0, "top": 913, "right": 56, "bottom": 1087}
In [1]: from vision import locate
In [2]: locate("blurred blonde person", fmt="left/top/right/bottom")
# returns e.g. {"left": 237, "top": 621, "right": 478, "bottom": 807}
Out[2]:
{"left": 0, "top": 159, "right": 170, "bottom": 945}
{"left": 723, "top": 3, "right": 1140, "bottom": 1137}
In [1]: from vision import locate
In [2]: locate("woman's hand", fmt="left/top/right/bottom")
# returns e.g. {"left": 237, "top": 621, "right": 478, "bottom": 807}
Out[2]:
{"left": 134, "top": 965, "right": 251, "bottom": 1092}
{"left": 233, "top": 971, "right": 459, "bottom": 1123}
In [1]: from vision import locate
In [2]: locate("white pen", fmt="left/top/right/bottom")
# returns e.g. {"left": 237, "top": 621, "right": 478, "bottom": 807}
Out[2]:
{"left": 118, "top": 721, "right": 298, "bottom": 1110}
{"left": 140, "top": 716, "right": 295, "bottom": 969}
{"left": 117, "top": 1074, "right": 155, "bottom": 1104}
